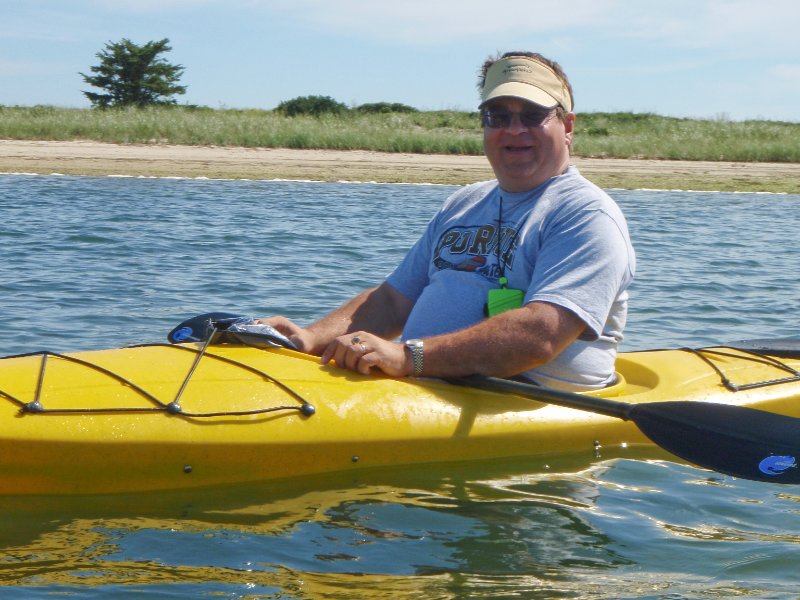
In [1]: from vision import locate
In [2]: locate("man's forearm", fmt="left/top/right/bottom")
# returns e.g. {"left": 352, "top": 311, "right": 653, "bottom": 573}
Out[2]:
{"left": 421, "top": 301, "right": 586, "bottom": 378}
{"left": 305, "top": 283, "right": 411, "bottom": 355}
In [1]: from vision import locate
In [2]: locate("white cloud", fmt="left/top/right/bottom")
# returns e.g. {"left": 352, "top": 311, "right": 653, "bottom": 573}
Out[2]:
{"left": 0, "top": 58, "right": 49, "bottom": 76}
{"left": 16, "top": 0, "right": 799, "bottom": 56}
{"left": 770, "top": 64, "right": 800, "bottom": 80}
{"left": 86, "top": 0, "right": 216, "bottom": 10}
{"left": 614, "top": 0, "right": 800, "bottom": 56}
{"left": 263, "top": 0, "right": 621, "bottom": 43}
{"left": 768, "top": 63, "right": 800, "bottom": 101}
{"left": 254, "top": 0, "right": 800, "bottom": 55}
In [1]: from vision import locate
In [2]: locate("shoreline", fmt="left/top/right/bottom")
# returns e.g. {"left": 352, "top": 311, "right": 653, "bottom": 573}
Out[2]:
{"left": 2, "top": 139, "right": 799, "bottom": 193}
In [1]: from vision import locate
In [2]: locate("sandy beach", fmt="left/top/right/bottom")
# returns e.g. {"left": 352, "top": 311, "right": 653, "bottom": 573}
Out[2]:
{"left": 2, "top": 139, "right": 798, "bottom": 193}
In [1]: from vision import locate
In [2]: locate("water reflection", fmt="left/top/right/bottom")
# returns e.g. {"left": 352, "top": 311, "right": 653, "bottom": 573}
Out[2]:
{"left": 2, "top": 455, "right": 800, "bottom": 597}
{"left": 7, "top": 447, "right": 800, "bottom": 598}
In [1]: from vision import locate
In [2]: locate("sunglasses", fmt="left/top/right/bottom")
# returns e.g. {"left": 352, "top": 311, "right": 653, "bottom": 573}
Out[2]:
{"left": 481, "top": 108, "right": 556, "bottom": 129}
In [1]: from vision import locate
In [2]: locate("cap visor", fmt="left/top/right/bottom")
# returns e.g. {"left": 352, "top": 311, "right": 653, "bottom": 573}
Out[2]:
{"left": 480, "top": 81, "right": 559, "bottom": 109}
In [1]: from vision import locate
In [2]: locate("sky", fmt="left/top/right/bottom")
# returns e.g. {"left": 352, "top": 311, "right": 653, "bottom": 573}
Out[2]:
{"left": 2, "top": 0, "right": 799, "bottom": 122}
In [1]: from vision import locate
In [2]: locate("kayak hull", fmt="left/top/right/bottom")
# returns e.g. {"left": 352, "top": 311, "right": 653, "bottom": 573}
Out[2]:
{"left": 1, "top": 343, "right": 799, "bottom": 495}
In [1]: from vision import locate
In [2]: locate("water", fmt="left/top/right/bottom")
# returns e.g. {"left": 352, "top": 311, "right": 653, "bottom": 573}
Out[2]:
{"left": 1, "top": 174, "right": 800, "bottom": 598}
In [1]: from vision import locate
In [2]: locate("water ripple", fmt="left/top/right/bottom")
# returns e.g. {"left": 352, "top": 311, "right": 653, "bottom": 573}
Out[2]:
{"left": 2, "top": 175, "right": 800, "bottom": 597}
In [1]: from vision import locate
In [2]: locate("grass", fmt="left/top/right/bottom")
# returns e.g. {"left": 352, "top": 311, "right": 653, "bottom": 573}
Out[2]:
{"left": 2, "top": 105, "right": 799, "bottom": 163}
{"left": 0, "top": 105, "right": 483, "bottom": 155}
{"left": 573, "top": 112, "right": 800, "bottom": 162}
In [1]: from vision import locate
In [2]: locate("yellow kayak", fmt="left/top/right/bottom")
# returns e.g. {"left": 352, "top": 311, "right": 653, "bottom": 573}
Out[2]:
{"left": 1, "top": 339, "right": 799, "bottom": 495}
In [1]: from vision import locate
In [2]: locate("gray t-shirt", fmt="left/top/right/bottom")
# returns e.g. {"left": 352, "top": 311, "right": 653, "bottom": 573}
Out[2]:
{"left": 386, "top": 166, "right": 635, "bottom": 390}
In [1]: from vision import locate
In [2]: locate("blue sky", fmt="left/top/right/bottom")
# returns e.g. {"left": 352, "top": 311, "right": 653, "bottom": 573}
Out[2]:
{"left": 2, "top": 0, "right": 799, "bottom": 122}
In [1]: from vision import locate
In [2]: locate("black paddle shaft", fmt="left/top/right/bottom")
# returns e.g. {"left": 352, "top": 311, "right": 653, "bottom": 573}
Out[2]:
{"left": 458, "top": 375, "right": 800, "bottom": 485}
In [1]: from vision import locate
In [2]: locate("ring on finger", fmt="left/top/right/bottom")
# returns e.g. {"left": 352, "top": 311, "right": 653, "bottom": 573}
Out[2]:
{"left": 351, "top": 336, "right": 361, "bottom": 345}
{"left": 359, "top": 343, "right": 367, "bottom": 353}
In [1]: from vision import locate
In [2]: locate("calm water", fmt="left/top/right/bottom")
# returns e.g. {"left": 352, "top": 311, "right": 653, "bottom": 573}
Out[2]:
{"left": 1, "top": 174, "right": 799, "bottom": 598}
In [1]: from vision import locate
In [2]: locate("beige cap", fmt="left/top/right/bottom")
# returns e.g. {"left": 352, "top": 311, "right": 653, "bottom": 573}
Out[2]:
{"left": 480, "top": 56, "right": 573, "bottom": 112}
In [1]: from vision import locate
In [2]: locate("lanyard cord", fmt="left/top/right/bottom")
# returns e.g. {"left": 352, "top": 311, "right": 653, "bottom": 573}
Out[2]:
{"left": 496, "top": 195, "right": 520, "bottom": 284}
{"left": 497, "top": 195, "right": 505, "bottom": 279}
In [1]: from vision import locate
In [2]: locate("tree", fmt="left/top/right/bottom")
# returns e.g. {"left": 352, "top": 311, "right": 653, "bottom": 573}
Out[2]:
{"left": 80, "top": 38, "right": 187, "bottom": 108}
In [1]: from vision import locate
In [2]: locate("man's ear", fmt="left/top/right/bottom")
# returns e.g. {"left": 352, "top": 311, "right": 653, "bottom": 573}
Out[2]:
{"left": 564, "top": 112, "right": 576, "bottom": 148}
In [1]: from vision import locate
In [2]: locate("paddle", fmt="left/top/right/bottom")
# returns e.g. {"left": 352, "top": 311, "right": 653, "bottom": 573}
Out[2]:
{"left": 727, "top": 337, "right": 800, "bottom": 358}
{"left": 453, "top": 374, "right": 800, "bottom": 485}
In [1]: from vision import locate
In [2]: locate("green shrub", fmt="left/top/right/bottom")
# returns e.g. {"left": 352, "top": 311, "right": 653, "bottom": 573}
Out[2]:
{"left": 355, "top": 102, "right": 418, "bottom": 114}
{"left": 276, "top": 95, "right": 348, "bottom": 117}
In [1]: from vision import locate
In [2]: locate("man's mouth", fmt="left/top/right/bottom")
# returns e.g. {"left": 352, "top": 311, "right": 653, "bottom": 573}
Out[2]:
{"left": 504, "top": 145, "right": 533, "bottom": 153}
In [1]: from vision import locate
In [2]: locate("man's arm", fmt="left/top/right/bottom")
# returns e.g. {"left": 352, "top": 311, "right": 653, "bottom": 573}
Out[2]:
{"left": 258, "top": 282, "right": 414, "bottom": 355}
{"left": 321, "top": 300, "right": 586, "bottom": 379}
{"left": 421, "top": 301, "right": 585, "bottom": 377}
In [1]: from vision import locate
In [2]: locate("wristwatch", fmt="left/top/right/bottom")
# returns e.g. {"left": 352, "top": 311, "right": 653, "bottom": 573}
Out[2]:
{"left": 404, "top": 339, "right": 424, "bottom": 377}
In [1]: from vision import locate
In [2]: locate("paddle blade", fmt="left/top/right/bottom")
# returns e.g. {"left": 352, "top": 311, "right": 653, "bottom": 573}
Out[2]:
{"left": 727, "top": 337, "right": 800, "bottom": 358}
{"left": 630, "top": 401, "right": 800, "bottom": 484}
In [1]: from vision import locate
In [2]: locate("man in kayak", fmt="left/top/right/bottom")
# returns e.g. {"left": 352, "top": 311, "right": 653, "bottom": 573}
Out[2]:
{"left": 260, "top": 51, "right": 635, "bottom": 390}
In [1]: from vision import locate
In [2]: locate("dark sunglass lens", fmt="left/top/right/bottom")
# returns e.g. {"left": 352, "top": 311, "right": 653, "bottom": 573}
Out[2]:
{"left": 482, "top": 109, "right": 552, "bottom": 128}
{"left": 482, "top": 111, "right": 511, "bottom": 128}
{"left": 520, "top": 111, "right": 550, "bottom": 127}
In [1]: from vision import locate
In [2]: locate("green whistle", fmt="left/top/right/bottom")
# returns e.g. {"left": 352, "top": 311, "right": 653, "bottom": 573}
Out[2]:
{"left": 486, "top": 278, "right": 524, "bottom": 317}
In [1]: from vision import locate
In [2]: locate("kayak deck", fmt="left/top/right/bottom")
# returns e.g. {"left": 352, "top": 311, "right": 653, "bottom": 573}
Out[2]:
{"left": 0, "top": 342, "right": 799, "bottom": 495}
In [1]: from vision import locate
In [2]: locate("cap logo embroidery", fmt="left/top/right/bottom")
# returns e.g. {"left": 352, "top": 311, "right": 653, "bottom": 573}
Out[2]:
{"left": 503, "top": 65, "right": 533, "bottom": 76}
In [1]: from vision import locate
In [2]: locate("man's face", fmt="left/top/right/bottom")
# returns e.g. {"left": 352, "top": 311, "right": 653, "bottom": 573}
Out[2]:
{"left": 482, "top": 97, "right": 574, "bottom": 193}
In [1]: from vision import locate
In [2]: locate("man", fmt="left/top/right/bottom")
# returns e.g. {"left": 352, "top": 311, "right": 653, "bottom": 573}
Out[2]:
{"left": 260, "top": 51, "right": 635, "bottom": 390}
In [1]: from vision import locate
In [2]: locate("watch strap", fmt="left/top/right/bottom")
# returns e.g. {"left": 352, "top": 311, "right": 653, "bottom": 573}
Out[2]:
{"left": 405, "top": 339, "right": 424, "bottom": 377}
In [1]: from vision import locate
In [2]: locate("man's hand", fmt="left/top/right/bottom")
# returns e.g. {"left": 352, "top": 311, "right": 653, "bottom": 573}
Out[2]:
{"left": 254, "top": 316, "right": 320, "bottom": 354}
{"left": 320, "top": 331, "right": 412, "bottom": 377}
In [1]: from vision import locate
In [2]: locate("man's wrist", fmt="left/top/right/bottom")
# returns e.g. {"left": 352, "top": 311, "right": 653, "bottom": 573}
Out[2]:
{"left": 404, "top": 339, "right": 424, "bottom": 377}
